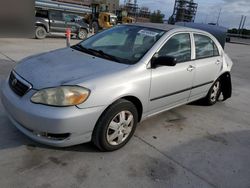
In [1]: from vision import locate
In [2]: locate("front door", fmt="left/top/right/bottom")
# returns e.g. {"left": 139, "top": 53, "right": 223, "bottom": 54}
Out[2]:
{"left": 49, "top": 11, "right": 66, "bottom": 33}
{"left": 149, "top": 33, "right": 195, "bottom": 113}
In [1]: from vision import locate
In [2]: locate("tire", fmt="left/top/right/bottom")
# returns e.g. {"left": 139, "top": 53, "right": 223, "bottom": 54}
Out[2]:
{"left": 203, "top": 79, "right": 221, "bottom": 105}
{"left": 77, "top": 29, "right": 88, "bottom": 40}
{"left": 92, "top": 99, "right": 138, "bottom": 151}
{"left": 92, "top": 22, "right": 99, "bottom": 33}
{"left": 35, "top": 26, "right": 47, "bottom": 39}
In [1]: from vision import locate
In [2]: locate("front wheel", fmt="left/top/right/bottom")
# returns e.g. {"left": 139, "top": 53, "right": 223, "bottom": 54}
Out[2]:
{"left": 203, "top": 79, "right": 221, "bottom": 105}
{"left": 77, "top": 29, "right": 88, "bottom": 40}
{"left": 92, "top": 99, "right": 138, "bottom": 151}
{"left": 35, "top": 26, "right": 47, "bottom": 39}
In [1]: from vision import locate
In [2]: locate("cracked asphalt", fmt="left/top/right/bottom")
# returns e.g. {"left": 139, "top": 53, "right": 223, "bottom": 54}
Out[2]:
{"left": 0, "top": 38, "right": 249, "bottom": 188}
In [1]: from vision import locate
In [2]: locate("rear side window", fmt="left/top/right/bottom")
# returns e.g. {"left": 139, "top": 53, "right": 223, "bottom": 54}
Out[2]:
{"left": 158, "top": 33, "right": 191, "bottom": 63}
{"left": 194, "top": 34, "right": 219, "bottom": 59}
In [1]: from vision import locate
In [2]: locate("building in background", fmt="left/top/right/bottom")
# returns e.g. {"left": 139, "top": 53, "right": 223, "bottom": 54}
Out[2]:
{"left": 168, "top": 0, "right": 198, "bottom": 24}
{"left": 53, "top": 0, "right": 91, "bottom": 6}
{"left": 52, "top": 0, "right": 150, "bottom": 21}
{"left": 122, "top": 0, "right": 139, "bottom": 17}
{"left": 53, "top": 0, "right": 119, "bottom": 13}
{"left": 105, "top": 0, "right": 119, "bottom": 13}
{"left": 120, "top": 0, "right": 150, "bottom": 22}
{"left": 139, "top": 7, "right": 150, "bottom": 18}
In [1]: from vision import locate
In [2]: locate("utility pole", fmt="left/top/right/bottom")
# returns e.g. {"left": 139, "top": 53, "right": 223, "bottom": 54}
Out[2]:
{"left": 216, "top": 8, "right": 222, "bottom": 25}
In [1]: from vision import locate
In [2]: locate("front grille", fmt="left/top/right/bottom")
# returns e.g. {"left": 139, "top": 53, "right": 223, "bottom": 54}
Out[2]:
{"left": 9, "top": 71, "right": 31, "bottom": 96}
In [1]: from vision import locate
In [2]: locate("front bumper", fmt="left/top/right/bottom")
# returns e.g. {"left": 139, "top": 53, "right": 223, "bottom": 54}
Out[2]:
{"left": 1, "top": 79, "right": 105, "bottom": 147}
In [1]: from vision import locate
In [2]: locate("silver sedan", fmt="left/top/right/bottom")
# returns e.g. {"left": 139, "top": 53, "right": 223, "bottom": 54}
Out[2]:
{"left": 1, "top": 23, "right": 233, "bottom": 151}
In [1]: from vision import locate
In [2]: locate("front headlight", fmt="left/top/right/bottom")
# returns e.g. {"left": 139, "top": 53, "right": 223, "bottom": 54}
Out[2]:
{"left": 31, "top": 86, "right": 90, "bottom": 107}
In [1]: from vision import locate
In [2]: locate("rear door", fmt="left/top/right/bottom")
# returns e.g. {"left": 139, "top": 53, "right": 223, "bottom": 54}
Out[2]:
{"left": 189, "top": 33, "right": 222, "bottom": 100}
{"left": 149, "top": 33, "right": 195, "bottom": 112}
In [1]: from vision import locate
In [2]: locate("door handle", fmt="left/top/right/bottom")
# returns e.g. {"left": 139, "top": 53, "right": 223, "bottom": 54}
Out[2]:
{"left": 187, "top": 65, "right": 195, "bottom": 72}
{"left": 215, "top": 60, "right": 221, "bottom": 65}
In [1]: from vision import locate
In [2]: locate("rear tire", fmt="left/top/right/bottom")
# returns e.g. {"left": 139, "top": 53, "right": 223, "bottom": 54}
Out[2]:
{"left": 35, "top": 26, "right": 47, "bottom": 39}
{"left": 203, "top": 79, "right": 221, "bottom": 105}
{"left": 92, "top": 99, "right": 138, "bottom": 151}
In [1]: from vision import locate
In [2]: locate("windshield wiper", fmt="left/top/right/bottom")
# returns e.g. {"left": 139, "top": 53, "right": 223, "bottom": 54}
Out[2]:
{"left": 87, "top": 48, "right": 120, "bottom": 62}
{"left": 71, "top": 44, "right": 95, "bottom": 55}
{"left": 72, "top": 45, "right": 129, "bottom": 64}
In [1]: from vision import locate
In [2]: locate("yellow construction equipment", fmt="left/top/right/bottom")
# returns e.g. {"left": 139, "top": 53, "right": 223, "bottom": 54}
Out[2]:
{"left": 85, "top": 3, "right": 117, "bottom": 33}
{"left": 116, "top": 10, "right": 135, "bottom": 24}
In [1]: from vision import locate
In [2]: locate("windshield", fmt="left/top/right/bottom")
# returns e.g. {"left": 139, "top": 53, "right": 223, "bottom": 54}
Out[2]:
{"left": 74, "top": 25, "right": 165, "bottom": 64}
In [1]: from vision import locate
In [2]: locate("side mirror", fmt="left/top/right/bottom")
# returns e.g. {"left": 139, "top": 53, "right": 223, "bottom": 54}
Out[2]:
{"left": 151, "top": 56, "right": 177, "bottom": 68}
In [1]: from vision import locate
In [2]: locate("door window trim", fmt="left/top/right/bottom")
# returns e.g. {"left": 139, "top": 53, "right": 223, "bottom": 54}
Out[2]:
{"left": 149, "top": 31, "right": 194, "bottom": 68}
{"left": 191, "top": 32, "right": 221, "bottom": 61}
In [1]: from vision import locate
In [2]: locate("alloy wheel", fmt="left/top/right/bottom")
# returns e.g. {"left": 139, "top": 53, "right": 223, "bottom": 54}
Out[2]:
{"left": 106, "top": 111, "right": 134, "bottom": 146}
{"left": 210, "top": 81, "right": 220, "bottom": 102}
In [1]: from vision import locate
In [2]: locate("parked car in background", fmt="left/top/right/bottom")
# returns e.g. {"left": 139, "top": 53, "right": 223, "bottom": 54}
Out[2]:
{"left": 35, "top": 9, "right": 89, "bottom": 39}
{"left": 1, "top": 23, "right": 233, "bottom": 151}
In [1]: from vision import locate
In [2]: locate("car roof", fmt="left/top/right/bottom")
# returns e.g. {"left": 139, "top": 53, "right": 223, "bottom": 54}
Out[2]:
{"left": 127, "top": 22, "right": 207, "bottom": 34}
{"left": 125, "top": 22, "right": 222, "bottom": 47}
{"left": 128, "top": 22, "right": 180, "bottom": 31}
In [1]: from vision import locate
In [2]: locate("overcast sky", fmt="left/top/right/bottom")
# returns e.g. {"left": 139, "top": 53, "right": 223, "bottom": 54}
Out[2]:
{"left": 120, "top": 0, "right": 250, "bottom": 29}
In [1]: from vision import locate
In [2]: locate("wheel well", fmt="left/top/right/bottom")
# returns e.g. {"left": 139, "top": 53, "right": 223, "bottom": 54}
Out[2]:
{"left": 121, "top": 96, "right": 143, "bottom": 122}
{"left": 79, "top": 28, "right": 88, "bottom": 32}
{"left": 219, "top": 72, "right": 232, "bottom": 101}
{"left": 36, "top": 24, "right": 48, "bottom": 32}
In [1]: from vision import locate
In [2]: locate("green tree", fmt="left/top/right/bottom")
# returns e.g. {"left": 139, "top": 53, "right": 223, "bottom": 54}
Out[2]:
{"left": 228, "top": 28, "right": 238, "bottom": 34}
{"left": 228, "top": 28, "right": 250, "bottom": 35}
{"left": 150, "top": 10, "right": 164, "bottom": 23}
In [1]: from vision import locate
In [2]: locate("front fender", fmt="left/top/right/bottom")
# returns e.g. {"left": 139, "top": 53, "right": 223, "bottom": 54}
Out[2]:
{"left": 76, "top": 65, "right": 150, "bottom": 113}
{"left": 35, "top": 18, "right": 49, "bottom": 32}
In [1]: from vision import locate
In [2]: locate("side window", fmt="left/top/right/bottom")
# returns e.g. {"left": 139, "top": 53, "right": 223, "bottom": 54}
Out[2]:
{"left": 63, "top": 13, "right": 73, "bottom": 22}
{"left": 158, "top": 33, "right": 191, "bottom": 63}
{"left": 35, "top": 9, "right": 48, "bottom": 18}
{"left": 49, "top": 11, "right": 63, "bottom": 21}
{"left": 194, "top": 34, "right": 219, "bottom": 59}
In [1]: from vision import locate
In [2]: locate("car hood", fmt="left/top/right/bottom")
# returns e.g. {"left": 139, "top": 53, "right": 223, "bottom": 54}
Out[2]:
{"left": 14, "top": 48, "right": 129, "bottom": 89}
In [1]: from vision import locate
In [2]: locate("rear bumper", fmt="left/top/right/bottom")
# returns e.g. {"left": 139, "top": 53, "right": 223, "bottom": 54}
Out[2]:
{"left": 1, "top": 79, "right": 105, "bottom": 147}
